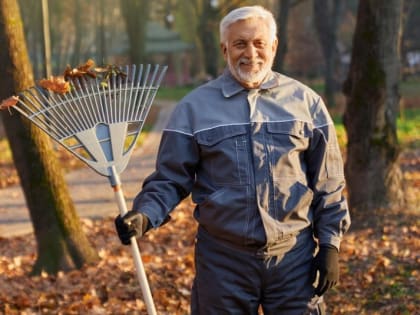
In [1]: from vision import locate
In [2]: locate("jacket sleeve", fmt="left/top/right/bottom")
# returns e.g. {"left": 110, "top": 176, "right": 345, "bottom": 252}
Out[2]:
{"left": 305, "top": 98, "right": 351, "bottom": 250}
{"left": 131, "top": 129, "right": 199, "bottom": 228}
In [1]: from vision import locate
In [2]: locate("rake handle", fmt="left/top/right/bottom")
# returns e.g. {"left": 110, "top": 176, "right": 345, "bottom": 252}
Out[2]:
{"left": 110, "top": 168, "right": 157, "bottom": 315}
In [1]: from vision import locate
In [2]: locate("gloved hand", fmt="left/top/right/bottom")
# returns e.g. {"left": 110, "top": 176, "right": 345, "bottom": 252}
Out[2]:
{"left": 312, "top": 245, "right": 339, "bottom": 296}
{"left": 115, "top": 210, "right": 150, "bottom": 245}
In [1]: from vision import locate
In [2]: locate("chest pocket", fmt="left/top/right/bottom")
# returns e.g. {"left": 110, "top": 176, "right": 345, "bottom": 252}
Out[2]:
{"left": 195, "top": 124, "right": 249, "bottom": 185}
{"left": 266, "top": 120, "right": 312, "bottom": 179}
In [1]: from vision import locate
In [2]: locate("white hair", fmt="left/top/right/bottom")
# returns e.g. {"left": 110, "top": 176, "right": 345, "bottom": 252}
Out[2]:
{"left": 219, "top": 5, "right": 277, "bottom": 43}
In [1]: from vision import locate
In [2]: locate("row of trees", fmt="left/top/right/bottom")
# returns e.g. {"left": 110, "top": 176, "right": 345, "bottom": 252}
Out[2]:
{"left": 0, "top": 0, "right": 407, "bottom": 275}
{"left": 18, "top": 0, "right": 357, "bottom": 104}
{"left": 16, "top": 1, "right": 420, "bottom": 103}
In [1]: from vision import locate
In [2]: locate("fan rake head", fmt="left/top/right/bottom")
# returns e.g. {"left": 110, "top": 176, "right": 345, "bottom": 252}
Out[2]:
{"left": 13, "top": 64, "right": 167, "bottom": 177}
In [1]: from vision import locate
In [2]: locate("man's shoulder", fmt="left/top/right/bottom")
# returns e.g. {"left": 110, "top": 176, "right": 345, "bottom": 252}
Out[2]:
{"left": 177, "top": 76, "right": 223, "bottom": 105}
{"left": 273, "top": 72, "right": 318, "bottom": 93}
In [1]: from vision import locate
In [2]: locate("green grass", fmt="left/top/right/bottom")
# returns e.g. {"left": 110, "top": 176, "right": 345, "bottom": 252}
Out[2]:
{"left": 400, "top": 78, "right": 420, "bottom": 98}
{"left": 397, "top": 108, "right": 419, "bottom": 148}
{"left": 332, "top": 108, "right": 419, "bottom": 149}
{"left": 157, "top": 86, "right": 194, "bottom": 101}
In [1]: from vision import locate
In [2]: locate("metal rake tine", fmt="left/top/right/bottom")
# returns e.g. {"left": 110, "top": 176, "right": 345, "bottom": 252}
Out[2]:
{"left": 26, "top": 88, "right": 73, "bottom": 139}
{"left": 122, "top": 64, "right": 131, "bottom": 122}
{"left": 137, "top": 66, "right": 167, "bottom": 134}
{"left": 55, "top": 83, "right": 89, "bottom": 135}
{"left": 108, "top": 73, "right": 116, "bottom": 124}
{"left": 133, "top": 64, "right": 154, "bottom": 121}
{"left": 34, "top": 91, "right": 73, "bottom": 139}
{"left": 100, "top": 82, "right": 111, "bottom": 125}
{"left": 17, "top": 89, "right": 42, "bottom": 115}
{"left": 78, "top": 76, "right": 102, "bottom": 127}
{"left": 14, "top": 90, "right": 62, "bottom": 138}
{"left": 137, "top": 65, "right": 164, "bottom": 122}
{"left": 112, "top": 72, "right": 120, "bottom": 123}
{"left": 131, "top": 64, "right": 150, "bottom": 120}
{"left": 88, "top": 75, "right": 106, "bottom": 124}
{"left": 107, "top": 74, "right": 113, "bottom": 124}
{"left": 155, "top": 65, "right": 168, "bottom": 88}
{"left": 127, "top": 64, "right": 141, "bottom": 122}
{"left": 55, "top": 80, "right": 88, "bottom": 133}
{"left": 116, "top": 67, "right": 121, "bottom": 123}
{"left": 26, "top": 87, "right": 55, "bottom": 118}
{"left": 69, "top": 78, "right": 95, "bottom": 130}
{"left": 127, "top": 64, "right": 142, "bottom": 120}
{"left": 117, "top": 65, "right": 126, "bottom": 123}
{"left": 15, "top": 89, "right": 44, "bottom": 118}
{"left": 92, "top": 75, "right": 107, "bottom": 123}
{"left": 139, "top": 66, "right": 159, "bottom": 119}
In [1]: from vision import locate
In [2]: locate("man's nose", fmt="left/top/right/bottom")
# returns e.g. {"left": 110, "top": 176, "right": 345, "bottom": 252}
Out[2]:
{"left": 244, "top": 44, "right": 257, "bottom": 58}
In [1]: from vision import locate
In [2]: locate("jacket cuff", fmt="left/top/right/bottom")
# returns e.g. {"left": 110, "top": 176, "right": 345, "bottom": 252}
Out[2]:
{"left": 135, "top": 206, "right": 168, "bottom": 229}
{"left": 319, "top": 235, "right": 341, "bottom": 251}
{"left": 136, "top": 207, "right": 161, "bottom": 230}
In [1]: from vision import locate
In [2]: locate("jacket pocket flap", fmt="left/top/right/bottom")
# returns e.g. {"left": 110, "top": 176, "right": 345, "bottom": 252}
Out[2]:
{"left": 267, "top": 121, "right": 312, "bottom": 138}
{"left": 196, "top": 124, "right": 247, "bottom": 146}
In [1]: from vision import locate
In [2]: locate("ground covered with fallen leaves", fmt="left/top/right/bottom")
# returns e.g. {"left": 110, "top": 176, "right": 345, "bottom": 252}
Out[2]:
{"left": 0, "top": 196, "right": 419, "bottom": 314}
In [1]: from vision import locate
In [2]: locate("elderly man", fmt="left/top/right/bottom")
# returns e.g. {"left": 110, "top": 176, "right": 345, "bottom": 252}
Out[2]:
{"left": 115, "top": 5, "right": 350, "bottom": 315}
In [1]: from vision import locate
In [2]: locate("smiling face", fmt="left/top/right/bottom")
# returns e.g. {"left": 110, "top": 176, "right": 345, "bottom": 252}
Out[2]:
{"left": 221, "top": 17, "right": 278, "bottom": 89}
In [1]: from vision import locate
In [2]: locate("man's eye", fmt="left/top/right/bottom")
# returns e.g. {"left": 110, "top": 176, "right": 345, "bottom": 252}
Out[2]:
{"left": 255, "top": 42, "right": 266, "bottom": 48}
{"left": 235, "top": 43, "right": 246, "bottom": 48}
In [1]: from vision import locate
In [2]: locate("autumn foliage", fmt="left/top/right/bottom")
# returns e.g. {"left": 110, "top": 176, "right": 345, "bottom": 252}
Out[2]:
{"left": 0, "top": 196, "right": 419, "bottom": 314}
{"left": 38, "top": 76, "right": 71, "bottom": 94}
{"left": 0, "top": 59, "right": 127, "bottom": 109}
{"left": 0, "top": 96, "right": 19, "bottom": 111}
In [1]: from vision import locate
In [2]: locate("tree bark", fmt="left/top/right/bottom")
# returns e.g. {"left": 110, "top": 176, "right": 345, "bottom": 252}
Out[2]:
{"left": 342, "top": 0, "right": 405, "bottom": 215}
{"left": 96, "top": 0, "right": 107, "bottom": 63}
{"left": 313, "top": 0, "right": 344, "bottom": 107}
{"left": 273, "top": 0, "right": 291, "bottom": 73}
{"left": 0, "top": 0, "right": 98, "bottom": 274}
{"left": 120, "top": 0, "right": 149, "bottom": 64}
{"left": 71, "top": 0, "right": 82, "bottom": 66}
{"left": 198, "top": 0, "right": 219, "bottom": 78}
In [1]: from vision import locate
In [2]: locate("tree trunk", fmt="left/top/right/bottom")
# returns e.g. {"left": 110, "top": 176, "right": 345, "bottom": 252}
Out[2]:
{"left": 342, "top": 0, "right": 405, "bottom": 215}
{"left": 0, "top": 0, "right": 98, "bottom": 275}
{"left": 71, "top": 0, "right": 82, "bottom": 66}
{"left": 120, "top": 0, "right": 149, "bottom": 64}
{"left": 313, "top": 0, "right": 344, "bottom": 107}
{"left": 198, "top": 1, "right": 219, "bottom": 78}
{"left": 96, "top": 0, "right": 107, "bottom": 63}
{"left": 273, "top": 0, "right": 291, "bottom": 73}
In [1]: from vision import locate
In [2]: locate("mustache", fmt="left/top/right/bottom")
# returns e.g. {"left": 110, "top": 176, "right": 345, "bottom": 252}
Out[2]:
{"left": 238, "top": 58, "right": 263, "bottom": 65}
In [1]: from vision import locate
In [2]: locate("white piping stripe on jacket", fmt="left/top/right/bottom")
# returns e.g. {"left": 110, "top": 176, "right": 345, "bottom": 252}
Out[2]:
{"left": 163, "top": 119, "right": 334, "bottom": 136}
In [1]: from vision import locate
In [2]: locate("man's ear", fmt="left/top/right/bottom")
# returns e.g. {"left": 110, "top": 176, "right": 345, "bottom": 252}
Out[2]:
{"left": 220, "top": 42, "right": 227, "bottom": 60}
{"left": 272, "top": 37, "right": 279, "bottom": 54}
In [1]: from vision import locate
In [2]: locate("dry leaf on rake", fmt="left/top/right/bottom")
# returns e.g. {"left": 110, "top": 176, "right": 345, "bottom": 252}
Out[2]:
{"left": 63, "top": 59, "right": 97, "bottom": 81}
{"left": 0, "top": 95, "right": 19, "bottom": 112}
{"left": 38, "top": 76, "right": 71, "bottom": 94}
{"left": 95, "top": 64, "right": 127, "bottom": 88}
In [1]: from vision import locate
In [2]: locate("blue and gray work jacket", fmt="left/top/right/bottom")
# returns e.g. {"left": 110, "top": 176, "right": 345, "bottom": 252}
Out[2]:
{"left": 133, "top": 70, "right": 351, "bottom": 251}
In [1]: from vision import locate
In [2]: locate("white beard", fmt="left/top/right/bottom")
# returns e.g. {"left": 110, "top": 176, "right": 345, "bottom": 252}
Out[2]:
{"left": 227, "top": 57, "right": 272, "bottom": 87}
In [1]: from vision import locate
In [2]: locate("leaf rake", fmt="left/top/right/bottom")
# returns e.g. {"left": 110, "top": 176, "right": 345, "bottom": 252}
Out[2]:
{"left": 11, "top": 63, "right": 167, "bottom": 315}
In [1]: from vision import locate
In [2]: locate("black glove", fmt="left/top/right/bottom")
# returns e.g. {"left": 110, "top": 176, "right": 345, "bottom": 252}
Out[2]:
{"left": 312, "top": 245, "right": 339, "bottom": 296}
{"left": 115, "top": 210, "right": 150, "bottom": 245}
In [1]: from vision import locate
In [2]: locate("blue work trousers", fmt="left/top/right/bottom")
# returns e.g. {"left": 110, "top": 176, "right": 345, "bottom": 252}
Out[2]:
{"left": 191, "top": 228, "right": 324, "bottom": 315}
